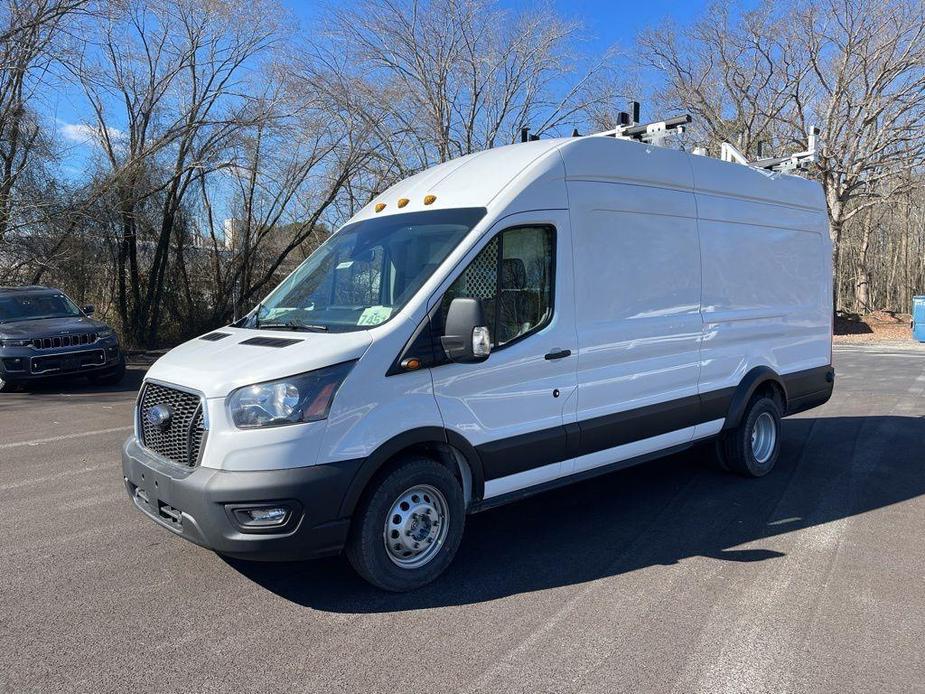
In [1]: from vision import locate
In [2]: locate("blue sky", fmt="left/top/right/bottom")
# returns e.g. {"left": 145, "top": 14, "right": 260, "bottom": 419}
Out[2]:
{"left": 284, "top": 0, "right": 717, "bottom": 51}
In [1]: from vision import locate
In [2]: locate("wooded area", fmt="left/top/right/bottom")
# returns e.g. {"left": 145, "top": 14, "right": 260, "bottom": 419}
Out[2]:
{"left": 1, "top": 0, "right": 923, "bottom": 347}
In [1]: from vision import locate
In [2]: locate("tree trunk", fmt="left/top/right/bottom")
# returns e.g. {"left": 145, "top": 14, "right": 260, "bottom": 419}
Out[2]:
{"left": 830, "top": 217, "right": 843, "bottom": 310}
{"left": 854, "top": 212, "right": 873, "bottom": 314}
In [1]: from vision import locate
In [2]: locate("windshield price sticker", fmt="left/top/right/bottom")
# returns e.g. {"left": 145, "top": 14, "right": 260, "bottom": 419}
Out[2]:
{"left": 356, "top": 306, "right": 392, "bottom": 326}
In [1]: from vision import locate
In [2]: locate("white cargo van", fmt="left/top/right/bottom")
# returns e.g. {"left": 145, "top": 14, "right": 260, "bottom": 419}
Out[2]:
{"left": 122, "top": 127, "right": 834, "bottom": 591}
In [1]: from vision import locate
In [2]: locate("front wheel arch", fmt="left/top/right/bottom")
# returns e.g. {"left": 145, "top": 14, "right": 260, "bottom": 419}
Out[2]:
{"left": 337, "top": 427, "right": 484, "bottom": 519}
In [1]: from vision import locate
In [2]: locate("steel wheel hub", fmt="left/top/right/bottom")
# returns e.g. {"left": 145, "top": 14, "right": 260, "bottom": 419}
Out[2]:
{"left": 751, "top": 411, "right": 777, "bottom": 464}
{"left": 383, "top": 484, "right": 449, "bottom": 569}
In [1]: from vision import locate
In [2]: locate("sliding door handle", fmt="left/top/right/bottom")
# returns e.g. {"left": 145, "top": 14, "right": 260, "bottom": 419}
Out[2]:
{"left": 544, "top": 348, "right": 572, "bottom": 360}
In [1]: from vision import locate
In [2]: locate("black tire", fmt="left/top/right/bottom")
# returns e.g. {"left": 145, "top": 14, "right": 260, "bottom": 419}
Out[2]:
{"left": 0, "top": 377, "right": 17, "bottom": 393}
{"left": 89, "top": 358, "right": 126, "bottom": 386}
{"left": 346, "top": 456, "right": 465, "bottom": 592}
{"left": 717, "top": 393, "right": 783, "bottom": 477}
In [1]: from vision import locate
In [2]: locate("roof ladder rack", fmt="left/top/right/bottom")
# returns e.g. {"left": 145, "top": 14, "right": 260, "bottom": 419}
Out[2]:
{"left": 593, "top": 114, "right": 692, "bottom": 148}
{"left": 721, "top": 127, "right": 820, "bottom": 173}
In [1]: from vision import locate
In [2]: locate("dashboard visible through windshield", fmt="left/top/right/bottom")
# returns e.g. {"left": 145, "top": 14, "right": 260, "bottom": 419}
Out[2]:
{"left": 245, "top": 208, "right": 487, "bottom": 333}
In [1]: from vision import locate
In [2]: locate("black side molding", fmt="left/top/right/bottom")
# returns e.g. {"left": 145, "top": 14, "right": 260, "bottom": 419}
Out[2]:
{"left": 471, "top": 442, "right": 693, "bottom": 514}
{"left": 781, "top": 365, "right": 834, "bottom": 416}
{"left": 723, "top": 364, "right": 834, "bottom": 429}
{"left": 341, "top": 364, "right": 834, "bottom": 518}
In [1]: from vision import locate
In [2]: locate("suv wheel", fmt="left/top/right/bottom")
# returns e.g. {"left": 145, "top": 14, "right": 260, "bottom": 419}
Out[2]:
{"left": 346, "top": 456, "right": 465, "bottom": 592}
{"left": 717, "top": 393, "right": 783, "bottom": 477}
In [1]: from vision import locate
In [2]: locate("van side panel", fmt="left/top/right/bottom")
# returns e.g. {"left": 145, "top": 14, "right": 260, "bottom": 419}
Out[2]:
{"left": 567, "top": 177, "right": 703, "bottom": 445}
{"left": 692, "top": 156, "right": 832, "bottom": 397}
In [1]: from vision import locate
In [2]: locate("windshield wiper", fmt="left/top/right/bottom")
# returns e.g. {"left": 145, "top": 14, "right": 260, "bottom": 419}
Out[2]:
{"left": 259, "top": 321, "right": 328, "bottom": 332}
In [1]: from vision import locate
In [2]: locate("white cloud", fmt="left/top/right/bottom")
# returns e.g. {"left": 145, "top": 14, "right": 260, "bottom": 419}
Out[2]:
{"left": 59, "top": 122, "right": 125, "bottom": 145}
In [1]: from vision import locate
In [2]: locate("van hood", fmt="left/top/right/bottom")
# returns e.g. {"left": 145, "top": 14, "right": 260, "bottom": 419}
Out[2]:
{"left": 145, "top": 327, "right": 373, "bottom": 398}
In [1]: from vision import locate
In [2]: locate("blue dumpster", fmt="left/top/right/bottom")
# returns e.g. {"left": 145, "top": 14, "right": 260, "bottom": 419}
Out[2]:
{"left": 914, "top": 296, "right": 925, "bottom": 342}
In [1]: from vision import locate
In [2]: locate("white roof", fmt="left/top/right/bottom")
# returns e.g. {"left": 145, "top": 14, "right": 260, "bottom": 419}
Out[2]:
{"left": 352, "top": 136, "right": 825, "bottom": 223}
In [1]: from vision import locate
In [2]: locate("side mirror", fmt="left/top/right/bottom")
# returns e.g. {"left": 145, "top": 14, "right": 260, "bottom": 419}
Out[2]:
{"left": 83, "top": 304, "right": 95, "bottom": 316}
{"left": 441, "top": 297, "right": 491, "bottom": 363}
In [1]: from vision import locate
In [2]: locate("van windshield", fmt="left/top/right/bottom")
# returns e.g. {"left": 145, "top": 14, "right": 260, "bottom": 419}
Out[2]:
{"left": 244, "top": 208, "right": 486, "bottom": 333}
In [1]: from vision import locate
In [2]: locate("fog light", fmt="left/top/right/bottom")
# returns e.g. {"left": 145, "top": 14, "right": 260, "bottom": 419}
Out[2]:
{"left": 230, "top": 505, "right": 291, "bottom": 529}
{"left": 247, "top": 508, "right": 287, "bottom": 524}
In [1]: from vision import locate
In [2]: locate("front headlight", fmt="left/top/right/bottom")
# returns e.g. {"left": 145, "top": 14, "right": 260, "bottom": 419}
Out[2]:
{"left": 97, "top": 328, "right": 115, "bottom": 339}
{"left": 227, "top": 361, "right": 355, "bottom": 429}
{"left": 0, "top": 338, "right": 31, "bottom": 347}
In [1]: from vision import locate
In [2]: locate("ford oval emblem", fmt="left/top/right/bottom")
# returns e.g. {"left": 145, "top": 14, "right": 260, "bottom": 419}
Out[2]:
{"left": 146, "top": 404, "right": 173, "bottom": 430}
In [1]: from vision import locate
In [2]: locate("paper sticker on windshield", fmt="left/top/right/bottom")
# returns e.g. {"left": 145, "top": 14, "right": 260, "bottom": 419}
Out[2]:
{"left": 336, "top": 260, "right": 354, "bottom": 270}
{"left": 357, "top": 306, "right": 392, "bottom": 326}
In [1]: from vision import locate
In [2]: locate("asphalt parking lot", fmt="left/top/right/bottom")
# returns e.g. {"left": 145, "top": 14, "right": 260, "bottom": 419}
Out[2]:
{"left": 2, "top": 344, "right": 924, "bottom": 693}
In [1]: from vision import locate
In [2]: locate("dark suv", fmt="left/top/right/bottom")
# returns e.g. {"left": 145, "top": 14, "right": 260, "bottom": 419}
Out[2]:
{"left": 0, "top": 286, "right": 125, "bottom": 391}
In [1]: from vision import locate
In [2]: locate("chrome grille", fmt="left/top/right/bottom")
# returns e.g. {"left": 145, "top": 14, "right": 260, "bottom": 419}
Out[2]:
{"left": 32, "top": 333, "right": 98, "bottom": 350}
{"left": 138, "top": 382, "right": 205, "bottom": 466}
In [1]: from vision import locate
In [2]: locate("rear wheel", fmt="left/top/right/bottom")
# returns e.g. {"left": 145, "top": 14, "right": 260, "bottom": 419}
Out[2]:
{"left": 346, "top": 456, "right": 465, "bottom": 592}
{"left": 716, "top": 393, "right": 782, "bottom": 477}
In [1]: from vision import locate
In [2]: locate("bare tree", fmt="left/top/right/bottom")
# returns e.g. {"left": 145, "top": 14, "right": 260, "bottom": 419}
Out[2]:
{"left": 0, "top": 0, "right": 87, "bottom": 244}
{"left": 640, "top": 0, "right": 925, "bottom": 312}
{"left": 71, "top": 0, "right": 282, "bottom": 346}
{"left": 787, "top": 0, "right": 925, "bottom": 311}
{"left": 197, "top": 72, "right": 374, "bottom": 325}
{"left": 639, "top": 3, "right": 807, "bottom": 156}
{"left": 322, "top": 0, "right": 617, "bottom": 173}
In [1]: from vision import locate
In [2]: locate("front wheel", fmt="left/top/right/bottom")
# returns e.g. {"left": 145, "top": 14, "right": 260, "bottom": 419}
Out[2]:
{"left": 346, "top": 457, "right": 465, "bottom": 592}
{"left": 716, "top": 393, "right": 783, "bottom": 477}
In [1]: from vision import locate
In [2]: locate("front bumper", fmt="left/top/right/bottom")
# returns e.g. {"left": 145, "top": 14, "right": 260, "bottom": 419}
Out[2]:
{"left": 0, "top": 343, "right": 122, "bottom": 382}
{"left": 121, "top": 437, "right": 362, "bottom": 561}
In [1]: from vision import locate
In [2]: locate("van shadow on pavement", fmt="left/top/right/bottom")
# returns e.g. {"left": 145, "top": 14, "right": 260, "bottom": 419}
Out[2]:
{"left": 225, "top": 414, "right": 924, "bottom": 613}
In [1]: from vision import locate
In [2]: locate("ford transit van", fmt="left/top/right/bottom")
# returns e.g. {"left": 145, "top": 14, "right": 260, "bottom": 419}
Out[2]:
{"left": 122, "top": 131, "right": 834, "bottom": 591}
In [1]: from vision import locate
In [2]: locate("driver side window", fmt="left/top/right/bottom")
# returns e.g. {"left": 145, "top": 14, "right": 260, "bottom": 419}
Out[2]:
{"left": 442, "top": 225, "right": 554, "bottom": 347}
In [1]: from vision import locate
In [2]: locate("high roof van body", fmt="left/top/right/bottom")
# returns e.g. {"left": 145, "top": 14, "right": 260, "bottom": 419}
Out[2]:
{"left": 122, "top": 135, "right": 834, "bottom": 590}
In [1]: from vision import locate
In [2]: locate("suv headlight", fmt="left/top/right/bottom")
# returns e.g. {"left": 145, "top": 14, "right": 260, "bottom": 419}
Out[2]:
{"left": 0, "top": 338, "right": 31, "bottom": 347}
{"left": 97, "top": 328, "right": 115, "bottom": 339}
{"left": 228, "top": 361, "right": 355, "bottom": 428}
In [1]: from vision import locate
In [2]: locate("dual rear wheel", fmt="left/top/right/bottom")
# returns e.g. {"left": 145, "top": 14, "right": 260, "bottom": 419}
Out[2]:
{"left": 715, "top": 392, "right": 783, "bottom": 477}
